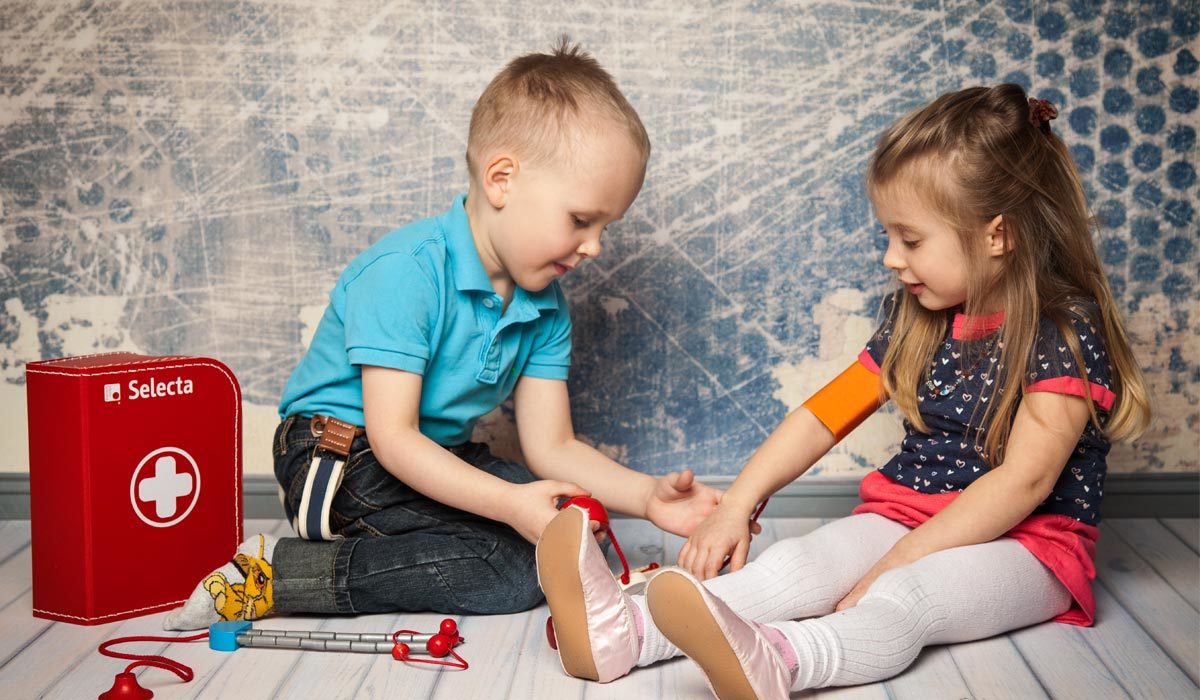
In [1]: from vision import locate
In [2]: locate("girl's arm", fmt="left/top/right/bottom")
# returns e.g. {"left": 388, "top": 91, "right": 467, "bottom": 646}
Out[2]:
{"left": 835, "top": 390, "right": 1092, "bottom": 610}
{"left": 678, "top": 406, "right": 839, "bottom": 579}
{"left": 679, "top": 358, "right": 884, "bottom": 579}
{"left": 513, "top": 375, "right": 723, "bottom": 537}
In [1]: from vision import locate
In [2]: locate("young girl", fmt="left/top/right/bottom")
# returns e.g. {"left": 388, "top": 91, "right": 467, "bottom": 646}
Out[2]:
{"left": 535, "top": 83, "right": 1151, "bottom": 697}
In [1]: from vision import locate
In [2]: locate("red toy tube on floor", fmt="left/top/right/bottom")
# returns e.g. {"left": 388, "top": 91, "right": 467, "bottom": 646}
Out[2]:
{"left": 25, "top": 352, "right": 243, "bottom": 625}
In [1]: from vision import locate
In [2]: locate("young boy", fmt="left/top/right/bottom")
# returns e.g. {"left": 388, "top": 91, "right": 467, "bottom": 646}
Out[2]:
{"left": 165, "top": 40, "right": 720, "bottom": 629}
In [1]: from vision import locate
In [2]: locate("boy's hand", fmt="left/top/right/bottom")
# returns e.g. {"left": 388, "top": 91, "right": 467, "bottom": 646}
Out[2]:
{"left": 676, "top": 505, "right": 754, "bottom": 580}
{"left": 644, "top": 469, "right": 722, "bottom": 538}
{"left": 504, "top": 480, "right": 590, "bottom": 544}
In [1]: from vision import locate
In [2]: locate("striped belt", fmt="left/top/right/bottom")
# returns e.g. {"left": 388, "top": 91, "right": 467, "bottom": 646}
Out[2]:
{"left": 286, "top": 414, "right": 365, "bottom": 541}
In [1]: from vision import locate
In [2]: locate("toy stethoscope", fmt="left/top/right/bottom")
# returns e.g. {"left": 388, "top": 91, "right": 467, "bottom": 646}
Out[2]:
{"left": 97, "top": 617, "right": 467, "bottom": 699}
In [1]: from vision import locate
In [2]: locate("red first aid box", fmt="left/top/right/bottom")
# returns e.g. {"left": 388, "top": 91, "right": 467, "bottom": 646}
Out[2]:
{"left": 25, "top": 353, "right": 243, "bottom": 625}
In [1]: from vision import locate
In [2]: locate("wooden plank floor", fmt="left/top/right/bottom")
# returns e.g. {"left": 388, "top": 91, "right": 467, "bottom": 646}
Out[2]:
{"left": 0, "top": 518, "right": 1196, "bottom": 699}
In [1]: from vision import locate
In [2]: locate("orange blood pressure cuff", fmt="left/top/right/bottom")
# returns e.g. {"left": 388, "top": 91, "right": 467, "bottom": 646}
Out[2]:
{"left": 801, "top": 359, "right": 884, "bottom": 441}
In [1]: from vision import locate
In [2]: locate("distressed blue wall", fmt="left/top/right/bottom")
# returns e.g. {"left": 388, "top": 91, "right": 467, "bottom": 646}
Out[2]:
{"left": 1, "top": 1, "right": 1196, "bottom": 476}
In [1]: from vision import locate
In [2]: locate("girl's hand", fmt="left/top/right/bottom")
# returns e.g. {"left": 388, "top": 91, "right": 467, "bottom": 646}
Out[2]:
{"left": 677, "top": 505, "right": 755, "bottom": 580}
{"left": 644, "top": 469, "right": 723, "bottom": 537}
{"left": 835, "top": 547, "right": 917, "bottom": 611}
{"left": 504, "top": 480, "right": 590, "bottom": 544}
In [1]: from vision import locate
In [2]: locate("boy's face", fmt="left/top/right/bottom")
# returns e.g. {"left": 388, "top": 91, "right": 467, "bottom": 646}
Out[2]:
{"left": 488, "top": 125, "right": 646, "bottom": 292}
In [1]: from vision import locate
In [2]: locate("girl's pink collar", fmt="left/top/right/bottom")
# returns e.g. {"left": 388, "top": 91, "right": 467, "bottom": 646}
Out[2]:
{"left": 952, "top": 309, "right": 1005, "bottom": 340}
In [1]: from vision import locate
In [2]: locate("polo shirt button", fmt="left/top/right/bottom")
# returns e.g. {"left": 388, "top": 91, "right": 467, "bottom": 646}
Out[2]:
{"left": 482, "top": 297, "right": 495, "bottom": 309}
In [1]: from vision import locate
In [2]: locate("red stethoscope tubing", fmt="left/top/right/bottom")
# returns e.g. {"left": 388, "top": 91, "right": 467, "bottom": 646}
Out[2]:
{"left": 99, "top": 632, "right": 208, "bottom": 681}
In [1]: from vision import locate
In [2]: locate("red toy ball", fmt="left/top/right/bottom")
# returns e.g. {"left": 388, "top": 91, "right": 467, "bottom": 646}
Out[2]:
{"left": 559, "top": 495, "right": 609, "bottom": 525}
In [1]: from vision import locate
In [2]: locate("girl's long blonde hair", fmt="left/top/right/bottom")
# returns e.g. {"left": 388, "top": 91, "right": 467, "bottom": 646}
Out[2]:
{"left": 867, "top": 84, "right": 1151, "bottom": 466}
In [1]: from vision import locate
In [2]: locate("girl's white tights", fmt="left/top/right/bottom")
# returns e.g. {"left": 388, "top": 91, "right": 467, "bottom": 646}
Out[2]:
{"left": 632, "top": 513, "right": 1072, "bottom": 691}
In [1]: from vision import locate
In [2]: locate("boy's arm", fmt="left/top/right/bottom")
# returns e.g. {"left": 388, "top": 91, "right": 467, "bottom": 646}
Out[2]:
{"left": 361, "top": 366, "right": 587, "bottom": 543}
{"left": 835, "top": 391, "right": 1091, "bottom": 610}
{"left": 512, "top": 375, "right": 721, "bottom": 537}
{"left": 680, "top": 358, "right": 883, "bottom": 579}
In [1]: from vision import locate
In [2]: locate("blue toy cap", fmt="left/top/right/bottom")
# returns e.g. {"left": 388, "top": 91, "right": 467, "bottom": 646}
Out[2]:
{"left": 209, "top": 620, "right": 253, "bottom": 651}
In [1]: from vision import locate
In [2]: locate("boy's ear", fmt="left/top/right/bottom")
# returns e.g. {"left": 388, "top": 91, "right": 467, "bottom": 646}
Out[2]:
{"left": 481, "top": 154, "right": 517, "bottom": 209}
{"left": 984, "top": 214, "right": 1008, "bottom": 257}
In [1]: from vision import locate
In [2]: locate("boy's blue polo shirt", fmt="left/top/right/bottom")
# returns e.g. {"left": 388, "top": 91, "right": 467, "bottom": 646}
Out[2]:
{"left": 278, "top": 194, "right": 572, "bottom": 446}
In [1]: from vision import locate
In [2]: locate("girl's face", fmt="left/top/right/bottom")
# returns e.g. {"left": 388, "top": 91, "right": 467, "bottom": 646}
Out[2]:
{"left": 871, "top": 183, "right": 1003, "bottom": 312}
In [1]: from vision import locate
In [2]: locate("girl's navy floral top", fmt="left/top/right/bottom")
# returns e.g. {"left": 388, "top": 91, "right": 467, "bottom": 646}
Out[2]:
{"left": 861, "top": 296, "right": 1116, "bottom": 523}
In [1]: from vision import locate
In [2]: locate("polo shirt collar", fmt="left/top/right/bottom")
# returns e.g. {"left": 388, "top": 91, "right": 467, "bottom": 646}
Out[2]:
{"left": 442, "top": 194, "right": 494, "bottom": 294}
{"left": 442, "top": 193, "right": 564, "bottom": 314}
{"left": 500, "top": 284, "right": 560, "bottom": 328}
{"left": 523, "top": 284, "right": 562, "bottom": 312}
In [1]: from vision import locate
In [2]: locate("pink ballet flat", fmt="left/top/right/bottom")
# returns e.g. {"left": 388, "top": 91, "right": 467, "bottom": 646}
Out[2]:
{"left": 536, "top": 505, "right": 639, "bottom": 683}
{"left": 647, "top": 568, "right": 791, "bottom": 700}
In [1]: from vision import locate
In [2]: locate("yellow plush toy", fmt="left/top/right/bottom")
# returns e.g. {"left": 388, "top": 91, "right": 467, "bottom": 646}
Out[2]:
{"left": 204, "top": 534, "right": 274, "bottom": 621}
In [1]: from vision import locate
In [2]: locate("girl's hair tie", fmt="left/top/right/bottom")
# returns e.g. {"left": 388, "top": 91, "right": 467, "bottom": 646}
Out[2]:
{"left": 1027, "top": 97, "right": 1058, "bottom": 134}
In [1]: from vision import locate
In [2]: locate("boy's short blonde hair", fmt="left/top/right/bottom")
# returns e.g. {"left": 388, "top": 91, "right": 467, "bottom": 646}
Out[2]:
{"left": 467, "top": 37, "right": 651, "bottom": 177}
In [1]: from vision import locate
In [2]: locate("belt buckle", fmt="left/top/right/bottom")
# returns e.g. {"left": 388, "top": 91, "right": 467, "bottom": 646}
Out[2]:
{"left": 313, "top": 415, "right": 356, "bottom": 458}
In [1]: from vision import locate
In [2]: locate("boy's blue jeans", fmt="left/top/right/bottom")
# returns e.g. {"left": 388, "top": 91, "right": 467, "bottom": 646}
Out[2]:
{"left": 270, "top": 415, "right": 543, "bottom": 615}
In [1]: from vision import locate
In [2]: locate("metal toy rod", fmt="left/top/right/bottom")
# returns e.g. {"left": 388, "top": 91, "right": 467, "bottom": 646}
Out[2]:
{"left": 232, "top": 629, "right": 436, "bottom": 654}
